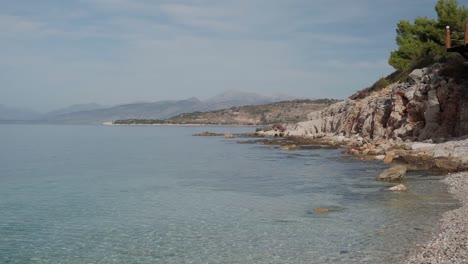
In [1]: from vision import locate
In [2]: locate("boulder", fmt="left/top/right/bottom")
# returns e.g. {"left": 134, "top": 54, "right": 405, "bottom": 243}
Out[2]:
{"left": 388, "top": 184, "right": 407, "bottom": 191}
{"left": 313, "top": 207, "right": 330, "bottom": 214}
{"left": 336, "top": 135, "right": 345, "bottom": 142}
{"left": 281, "top": 144, "right": 298, "bottom": 150}
{"left": 375, "top": 155, "right": 385, "bottom": 160}
{"left": 345, "top": 148, "right": 360, "bottom": 155}
{"left": 368, "top": 148, "right": 384, "bottom": 155}
{"left": 383, "top": 155, "right": 394, "bottom": 164}
{"left": 224, "top": 133, "right": 235, "bottom": 139}
{"left": 377, "top": 165, "right": 407, "bottom": 181}
{"left": 409, "top": 69, "right": 424, "bottom": 84}
{"left": 193, "top": 132, "right": 220, "bottom": 136}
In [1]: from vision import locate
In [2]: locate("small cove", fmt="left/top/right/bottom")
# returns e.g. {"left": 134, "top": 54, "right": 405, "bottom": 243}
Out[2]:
{"left": 0, "top": 125, "right": 458, "bottom": 264}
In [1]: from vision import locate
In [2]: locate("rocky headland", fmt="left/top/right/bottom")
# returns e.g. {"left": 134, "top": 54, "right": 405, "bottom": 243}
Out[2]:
{"left": 112, "top": 99, "right": 339, "bottom": 126}
{"left": 257, "top": 60, "right": 468, "bottom": 171}
{"left": 255, "top": 60, "right": 468, "bottom": 263}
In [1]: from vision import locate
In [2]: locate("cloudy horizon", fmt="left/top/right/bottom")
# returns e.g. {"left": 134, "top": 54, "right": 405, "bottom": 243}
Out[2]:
{"left": 1, "top": 0, "right": 448, "bottom": 112}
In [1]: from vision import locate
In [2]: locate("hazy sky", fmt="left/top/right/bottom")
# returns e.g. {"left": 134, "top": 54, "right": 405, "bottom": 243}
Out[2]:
{"left": 0, "top": 0, "right": 458, "bottom": 111}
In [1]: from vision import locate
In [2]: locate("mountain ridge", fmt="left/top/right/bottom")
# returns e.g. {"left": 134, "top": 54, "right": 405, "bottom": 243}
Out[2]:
{"left": 0, "top": 90, "right": 302, "bottom": 124}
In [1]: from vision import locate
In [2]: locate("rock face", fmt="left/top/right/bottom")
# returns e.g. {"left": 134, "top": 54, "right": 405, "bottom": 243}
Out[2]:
{"left": 377, "top": 165, "right": 407, "bottom": 181}
{"left": 285, "top": 63, "right": 468, "bottom": 142}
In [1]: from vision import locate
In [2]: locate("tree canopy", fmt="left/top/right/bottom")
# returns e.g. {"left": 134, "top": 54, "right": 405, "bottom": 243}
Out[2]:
{"left": 388, "top": 0, "right": 468, "bottom": 71}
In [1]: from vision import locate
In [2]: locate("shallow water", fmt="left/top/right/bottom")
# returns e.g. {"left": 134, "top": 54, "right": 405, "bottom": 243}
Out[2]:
{"left": 0, "top": 125, "right": 458, "bottom": 264}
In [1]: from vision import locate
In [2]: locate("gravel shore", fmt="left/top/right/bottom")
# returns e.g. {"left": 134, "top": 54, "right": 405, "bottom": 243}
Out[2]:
{"left": 404, "top": 172, "right": 468, "bottom": 264}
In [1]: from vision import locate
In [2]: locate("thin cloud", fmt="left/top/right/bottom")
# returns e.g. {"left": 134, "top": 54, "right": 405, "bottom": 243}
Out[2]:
{"left": 0, "top": 15, "right": 45, "bottom": 33}
{"left": 160, "top": 3, "right": 241, "bottom": 32}
{"left": 1, "top": 0, "right": 434, "bottom": 111}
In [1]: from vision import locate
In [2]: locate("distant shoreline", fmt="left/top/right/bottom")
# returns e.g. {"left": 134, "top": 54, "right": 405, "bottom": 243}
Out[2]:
{"left": 102, "top": 122, "right": 259, "bottom": 127}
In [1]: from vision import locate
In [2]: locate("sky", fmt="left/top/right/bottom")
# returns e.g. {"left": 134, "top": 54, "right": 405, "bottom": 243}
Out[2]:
{"left": 0, "top": 0, "right": 463, "bottom": 112}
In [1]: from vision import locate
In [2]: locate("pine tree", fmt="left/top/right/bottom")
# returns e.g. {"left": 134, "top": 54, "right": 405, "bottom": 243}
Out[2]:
{"left": 388, "top": 0, "right": 468, "bottom": 70}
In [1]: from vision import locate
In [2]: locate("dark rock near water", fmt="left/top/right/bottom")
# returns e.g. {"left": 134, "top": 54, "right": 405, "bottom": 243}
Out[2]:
{"left": 193, "top": 132, "right": 221, "bottom": 136}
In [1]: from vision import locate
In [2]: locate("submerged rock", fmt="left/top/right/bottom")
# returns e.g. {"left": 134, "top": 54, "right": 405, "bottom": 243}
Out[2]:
{"left": 388, "top": 184, "right": 407, "bottom": 191}
{"left": 345, "top": 148, "right": 360, "bottom": 155}
{"left": 313, "top": 207, "right": 330, "bottom": 214}
{"left": 377, "top": 165, "right": 407, "bottom": 181}
{"left": 281, "top": 144, "right": 298, "bottom": 150}
{"left": 193, "top": 132, "right": 220, "bottom": 136}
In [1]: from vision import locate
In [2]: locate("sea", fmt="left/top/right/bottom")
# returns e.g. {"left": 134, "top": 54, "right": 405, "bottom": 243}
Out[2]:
{"left": 0, "top": 125, "right": 458, "bottom": 264}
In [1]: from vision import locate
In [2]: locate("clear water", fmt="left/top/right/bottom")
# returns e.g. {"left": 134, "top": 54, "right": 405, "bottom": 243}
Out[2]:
{"left": 0, "top": 125, "right": 458, "bottom": 264}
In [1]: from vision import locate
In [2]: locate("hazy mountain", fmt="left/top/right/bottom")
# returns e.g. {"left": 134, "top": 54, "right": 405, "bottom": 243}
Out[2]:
{"left": 206, "top": 90, "right": 296, "bottom": 110}
{"left": 0, "top": 105, "right": 42, "bottom": 122}
{"left": 45, "top": 103, "right": 106, "bottom": 116}
{"left": 2, "top": 90, "right": 299, "bottom": 124}
{"left": 43, "top": 97, "right": 206, "bottom": 124}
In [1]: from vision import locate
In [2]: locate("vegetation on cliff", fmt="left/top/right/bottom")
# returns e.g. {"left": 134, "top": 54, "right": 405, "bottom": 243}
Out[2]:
{"left": 351, "top": 0, "right": 468, "bottom": 100}
{"left": 389, "top": 0, "right": 468, "bottom": 71}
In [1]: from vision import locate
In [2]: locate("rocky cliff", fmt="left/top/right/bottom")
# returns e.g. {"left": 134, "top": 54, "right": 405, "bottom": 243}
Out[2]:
{"left": 282, "top": 61, "right": 468, "bottom": 142}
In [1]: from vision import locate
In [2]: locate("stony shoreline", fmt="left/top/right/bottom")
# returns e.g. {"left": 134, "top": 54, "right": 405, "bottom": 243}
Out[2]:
{"left": 244, "top": 60, "right": 468, "bottom": 263}
{"left": 249, "top": 132, "right": 468, "bottom": 263}
{"left": 403, "top": 171, "right": 468, "bottom": 264}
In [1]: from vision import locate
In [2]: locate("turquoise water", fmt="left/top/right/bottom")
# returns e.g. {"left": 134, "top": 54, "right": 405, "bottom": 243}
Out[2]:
{"left": 0, "top": 125, "right": 457, "bottom": 264}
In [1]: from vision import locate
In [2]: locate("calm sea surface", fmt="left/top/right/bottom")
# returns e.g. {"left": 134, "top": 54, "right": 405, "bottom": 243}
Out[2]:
{"left": 0, "top": 125, "right": 458, "bottom": 264}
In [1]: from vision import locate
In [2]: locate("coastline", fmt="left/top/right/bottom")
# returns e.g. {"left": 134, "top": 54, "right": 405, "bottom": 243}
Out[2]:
{"left": 102, "top": 121, "right": 259, "bottom": 127}
{"left": 106, "top": 114, "right": 468, "bottom": 263}
{"left": 404, "top": 172, "right": 468, "bottom": 264}
{"left": 250, "top": 132, "right": 468, "bottom": 263}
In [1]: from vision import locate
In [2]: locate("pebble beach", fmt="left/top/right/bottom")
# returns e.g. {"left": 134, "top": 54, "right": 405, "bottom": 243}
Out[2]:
{"left": 405, "top": 172, "right": 468, "bottom": 264}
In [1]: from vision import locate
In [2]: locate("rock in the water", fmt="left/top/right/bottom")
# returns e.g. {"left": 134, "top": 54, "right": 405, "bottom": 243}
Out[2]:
{"left": 383, "top": 155, "right": 394, "bottom": 164}
{"left": 224, "top": 133, "right": 235, "bottom": 138}
{"left": 377, "top": 165, "right": 407, "bottom": 181}
{"left": 313, "top": 207, "right": 330, "bottom": 214}
{"left": 193, "top": 132, "right": 220, "bottom": 136}
{"left": 281, "top": 144, "right": 298, "bottom": 150}
{"left": 375, "top": 155, "right": 385, "bottom": 160}
{"left": 388, "top": 184, "right": 407, "bottom": 191}
{"left": 345, "top": 148, "right": 360, "bottom": 155}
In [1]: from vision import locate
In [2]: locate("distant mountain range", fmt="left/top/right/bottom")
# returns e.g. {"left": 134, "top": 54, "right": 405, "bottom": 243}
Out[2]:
{"left": 0, "top": 91, "right": 298, "bottom": 124}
